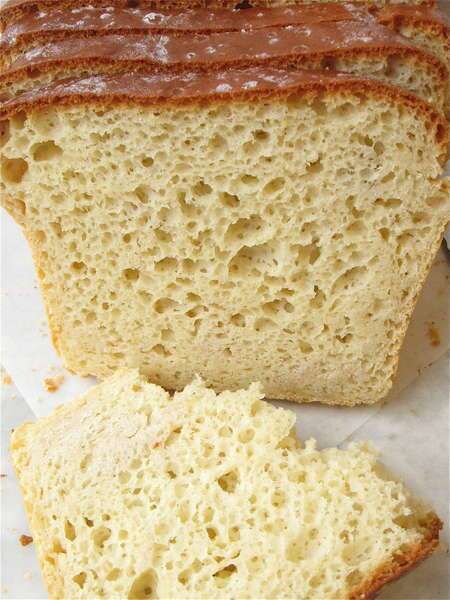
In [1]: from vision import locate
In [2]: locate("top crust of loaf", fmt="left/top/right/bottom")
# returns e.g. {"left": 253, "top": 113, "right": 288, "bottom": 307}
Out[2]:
{"left": 0, "top": 0, "right": 436, "bottom": 31}
{"left": 0, "top": 3, "right": 372, "bottom": 51}
{"left": 0, "top": 67, "right": 447, "bottom": 157}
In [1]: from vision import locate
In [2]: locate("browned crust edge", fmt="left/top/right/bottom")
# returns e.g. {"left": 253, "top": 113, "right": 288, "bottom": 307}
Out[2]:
{"left": 0, "top": 40, "right": 448, "bottom": 111}
{"left": 0, "top": 0, "right": 437, "bottom": 32}
{"left": 349, "top": 514, "right": 442, "bottom": 600}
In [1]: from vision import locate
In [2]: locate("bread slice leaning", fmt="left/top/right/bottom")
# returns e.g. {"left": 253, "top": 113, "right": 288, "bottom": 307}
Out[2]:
{"left": 1, "top": 68, "right": 449, "bottom": 406}
{"left": 0, "top": 2, "right": 374, "bottom": 52}
{"left": 11, "top": 369, "right": 441, "bottom": 600}
{"left": 0, "top": 0, "right": 436, "bottom": 33}
{"left": 0, "top": 14, "right": 448, "bottom": 113}
{"left": 377, "top": 4, "right": 450, "bottom": 116}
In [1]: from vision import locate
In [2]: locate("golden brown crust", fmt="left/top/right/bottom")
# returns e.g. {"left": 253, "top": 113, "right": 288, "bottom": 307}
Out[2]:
{"left": 349, "top": 515, "right": 442, "bottom": 600}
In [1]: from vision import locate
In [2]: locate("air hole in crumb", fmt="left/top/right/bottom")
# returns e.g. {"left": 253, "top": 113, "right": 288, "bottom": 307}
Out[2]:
{"left": 230, "top": 313, "right": 246, "bottom": 327}
{"left": 155, "top": 257, "right": 178, "bottom": 273}
{"left": 1, "top": 157, "right": 28, "bottom": 183}
{"left": 64, "top": 520, "right": 76, "bottom": 541}
{"left": 238, "top": 429, "right": 254, "bottom": 443}
{"left": 193, "top": 181, "right": 212, "bottom": 196}
{"left": 379, "top": 228, "right": 390, "bottom": 241}
{"left": 217, "top": 470, "right": 239, "bottom": 493}
{"left": 154, "top": 298, "right": 177, "bottom": 314}
{"left": 286, "top": 539, "right": 305, "bottom": 562}
{"left": 31, "top": 141, "right": 62, "bottom": 161}
{"left": 299, "top": 340, "right": 313, "bottom": 354}
{"left": 151, "top": 344, "right": 171, "bottom": 357}
{"left": 220, "top": 192, "right": 240, "bottom": 208}
{"left": 263, "top": 177, "right": 285, "bottom": 195}
{"left": 123, "top": 268, "right": 140, "bottom": 282}
{"left": 128, "top": 568, "right": 157, "bottom": 599}
{"left": 106, "top": 568, "right": 121, "bottom": 581}
{"left": 213, "top": 564, "right": 237, "bottom": 579}
{"left": 92, "top": 526, "right": 111, "bottom": 549}
{"left": 73, "top": 572, "right": 87, "bottom": 588}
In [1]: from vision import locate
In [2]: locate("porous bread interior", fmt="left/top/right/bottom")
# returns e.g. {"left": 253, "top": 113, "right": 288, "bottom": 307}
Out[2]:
{"left": 11, "top": 369, "right": 439, "bottom": 600}
{"left": 0, "top": 45, "right": 447, "bottom": 113}
{"left": 1, "top": 91, "right": 449, "bottom": 405}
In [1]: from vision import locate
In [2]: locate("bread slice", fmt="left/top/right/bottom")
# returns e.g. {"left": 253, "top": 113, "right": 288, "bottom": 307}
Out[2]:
{"left": 377, "top": 4, "right": 450, "bottom": 116}
{"left": 11, "top": 369, "right": 442, "bottom": 600}
{"left": 1, "top": 23, "right": 448, "bottom": 114}
{"left": 0, "top": 0, "right": 435, "bottom": 34}
{"left": 0, "top": 2, "right": 374, "bottom": 52}
{"left": 1, "top": 68, "right": 449, "bottom": 405}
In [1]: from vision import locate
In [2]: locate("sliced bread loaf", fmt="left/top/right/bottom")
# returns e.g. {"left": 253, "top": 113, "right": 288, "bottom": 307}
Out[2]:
{"left": 11, "top": 369, "right": 442, "bottom": 600}
{"left": 0, "top": 22, "right": 447, "bottom": 112}
{"left": 1, "top": 68, "right": 448, "bottom": 405}
{"left": 378, "top": 4, "right": 450, "bottom": 116}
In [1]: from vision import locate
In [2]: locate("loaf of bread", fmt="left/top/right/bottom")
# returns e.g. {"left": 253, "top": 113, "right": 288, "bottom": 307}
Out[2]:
{"left": 11, "top": 369, "right": 442, "bottom": 600}
{"left": 0, "top": 6, "right": 447, "bottom": 112}
{"left": 1, "top": 67, "right": 449, "bottom": 405}
{"left": 378, "top": 4, "right": 450, "bottom": 116}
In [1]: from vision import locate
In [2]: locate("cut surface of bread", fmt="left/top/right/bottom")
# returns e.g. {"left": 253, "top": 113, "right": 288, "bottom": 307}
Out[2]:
{"left": 0, "top": 13, "right": 447, "bottom": 112}
{"left": 1, "top": 68, "right": 449, "bottom": 405}
{"left": 377, "top": 4, "right": 450, "bottom": 115}
{"left": 11, "top": 369, "right": 442, "bottom": 600}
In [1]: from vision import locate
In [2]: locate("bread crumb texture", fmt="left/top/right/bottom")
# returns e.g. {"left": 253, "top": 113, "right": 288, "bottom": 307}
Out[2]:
{"left": 11, "top": 370, "right": 440, "bottom": 600}
{"left": 1, "top": 90, "right": 449, "bottom": 405}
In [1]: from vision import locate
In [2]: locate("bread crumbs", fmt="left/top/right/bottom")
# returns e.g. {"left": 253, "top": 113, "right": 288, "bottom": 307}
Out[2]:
{"left": 427, "top": 322, "right": 441, "bottom": 347}
{"left": 43, "top": 374, "right": 65, "bottom": 392}
{"left": 19, "top": 534, "right": 33, "bottom": 546}
{"left": 2, "top": 372, "right": 12, "bottom": 385}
